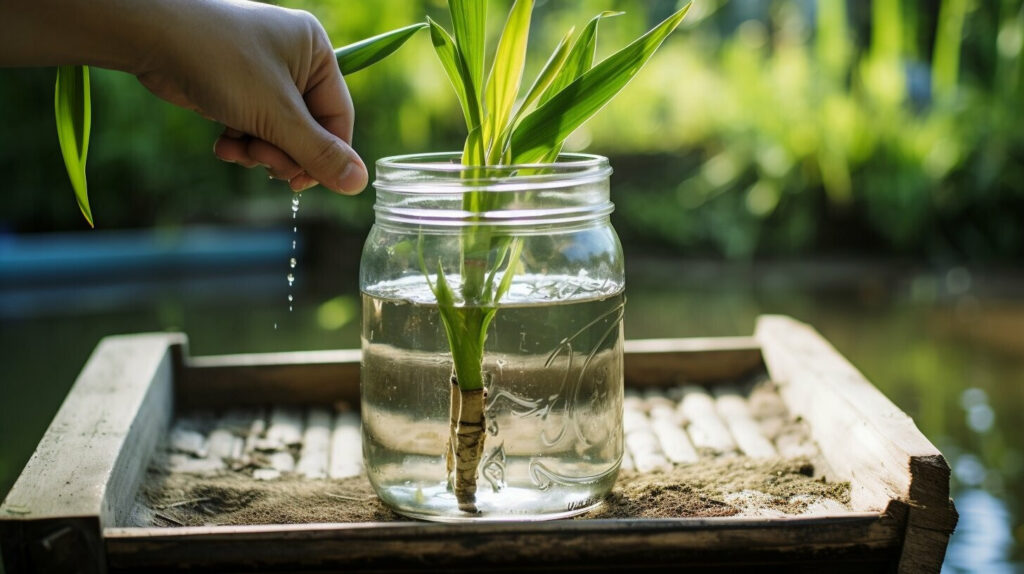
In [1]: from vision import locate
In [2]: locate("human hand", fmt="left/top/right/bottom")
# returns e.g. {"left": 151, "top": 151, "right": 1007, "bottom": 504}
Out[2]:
{"left": 134, "top": 0, "right": 367, "bottom": 194}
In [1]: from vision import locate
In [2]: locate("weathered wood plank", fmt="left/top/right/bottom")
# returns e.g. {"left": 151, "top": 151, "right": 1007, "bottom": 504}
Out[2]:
{"left": 623, "top": 400, "right": 672, "bottom": 473}
{"left": 755, "top": 315, "right": 956, "bottom": 574}
{"left": 296, "top": 407, "right": 332, "bottom": 479}
{"left": 624, "top": 337, "right": 765, "bottom": 386}
{"left": 328, "top": 411, "right": 362, "bottom": 480}
{"left": 104, "top": 514, "right": 902, "bottom": 572}
{"left": 179, "top": 349, "right": 362, "bottom": 408}
{"left": 677, "top": 386, "right": 737, "bottom": 454}
{"left": 179, "top": 340, "right": 764, "bottom": 409}
{"left": 0, "top": 333, "right": 185, "bottom": 573}
{"left": 646, "top": 393, "right": 699, "bottom": 465}
{"left": 715, "top": 391, "right": 776, "bottom": 459}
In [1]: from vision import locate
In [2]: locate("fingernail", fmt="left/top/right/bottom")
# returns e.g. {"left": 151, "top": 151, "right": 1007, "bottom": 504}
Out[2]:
{"left": 291, "top": 177, "right": 317, "bottom": 192}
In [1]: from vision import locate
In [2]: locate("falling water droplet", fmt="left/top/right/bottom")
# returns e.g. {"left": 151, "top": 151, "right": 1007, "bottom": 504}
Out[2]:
{"left": 284, "top": 193, "right": 301, "bottom": 317}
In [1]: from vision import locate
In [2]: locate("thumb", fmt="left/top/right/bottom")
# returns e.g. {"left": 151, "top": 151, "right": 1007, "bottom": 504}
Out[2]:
{"left": 278, "top": 117, "right": 368, "bottom": 195}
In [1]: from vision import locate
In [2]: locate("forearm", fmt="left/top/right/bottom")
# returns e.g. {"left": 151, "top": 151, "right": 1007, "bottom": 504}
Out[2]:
{"left": 0, "top": 0, "right": 177, "bottom": 72}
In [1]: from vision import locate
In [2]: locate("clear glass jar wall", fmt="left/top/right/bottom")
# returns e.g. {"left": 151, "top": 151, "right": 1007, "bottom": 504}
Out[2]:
{"left": 359, "top": 153, "right": 625, "bottom": 521}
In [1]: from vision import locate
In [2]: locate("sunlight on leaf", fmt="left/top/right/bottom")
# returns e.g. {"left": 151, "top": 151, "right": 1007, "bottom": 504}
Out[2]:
{"left": 538, "top": 11, "right": 624, "bottom": 107}
{"left": 428, "top": 17, "right": 481, "bottom": 131}
{"left": 510, "top": 3, "right": 691, "bottom": 164}
{"left": 449, "top": 0, "right": 487, "bottom": 97}
{"left": 483, "top": 0, "right": 534, "bottom": 162}
{"left": 511, "top": 26, "right": 575, "bottom": 127}
{"left": 334, "top": 22, "right": 428, "bottom": 75}
{"left": 55, "top": 65, "right": 92, "bottom": 227}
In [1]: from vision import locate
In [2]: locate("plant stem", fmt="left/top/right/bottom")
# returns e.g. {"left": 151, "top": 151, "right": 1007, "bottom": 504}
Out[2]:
{"left": 452, "top": 384, "right": 487, "bottom": 511}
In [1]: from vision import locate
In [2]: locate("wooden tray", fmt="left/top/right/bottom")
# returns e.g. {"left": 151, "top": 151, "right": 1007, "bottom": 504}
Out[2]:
{"left": 0, "top": 315, "right": 956, "bottom": 573}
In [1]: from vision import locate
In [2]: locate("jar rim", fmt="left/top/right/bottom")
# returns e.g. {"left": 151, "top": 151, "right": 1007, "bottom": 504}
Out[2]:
{"left": 372, "top": 152, "right": 614, "bottom": 228}
{"left": 376, "top": 152, "right": 610, "bottom": 174}
{"left": 375, "top": 152, "right": 612, "bottom": 192}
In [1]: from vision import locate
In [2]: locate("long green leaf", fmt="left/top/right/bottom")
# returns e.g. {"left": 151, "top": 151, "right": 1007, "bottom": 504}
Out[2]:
{"left": 334, "top": 22, "right": 427, "bottom": 75}
{"left": 462, "top": 124, "right": 485, "bottom": 166}
{"left": 510, "top": 3, "right": 691, "bottom": 164}
{"left": 479, "top": 237, "right": 523, "bottom": 349}
{"left": 514, "top": 27, "right": 576, "bottom": 125}
{"left": 55, "top": 65, "right": 93, "bottom": 227}
{"left": 493, "top": 26, "right": 575, "bottom": 159}
{"left": 482, "top": 0, "right": 534, "bottom": 162}
{"left": 428, "top": 17, "right": 480, "bottom": 130}
{"left": 538, "top": 11, "right": 623, "bottom": 107}
{"left": 449, "top": 0, "right": 487, "bottom": 99}
{"left": 433, "top": 262, "right": 487, "bottom": 391}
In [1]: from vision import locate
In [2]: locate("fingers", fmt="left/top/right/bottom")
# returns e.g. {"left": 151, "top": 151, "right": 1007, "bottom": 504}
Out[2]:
{"left": 271, "top": 53, "right": 367, "bottom": 195}
{"left": 214, "top": 130, "right": 306, "bottom": 183}
{"left": 214, "top": 131, "right": 259, "bottom": 168}
{"left": 247, "top": 139, "right": 303, "bottom": 180}
{"left": 289, "top": 173, "right": 318, "bottom": 192}
{"left": 209, "top": 15, "right": 367, "bottom": 194}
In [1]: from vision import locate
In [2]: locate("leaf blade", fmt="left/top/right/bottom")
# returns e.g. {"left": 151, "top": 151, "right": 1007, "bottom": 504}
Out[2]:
{"left": 55, "top": 65, "right": 93, "bottom": 227}
{"left": 334, "top": 22, "right": 427, "bottom": 75}
{"left": 449, "top": 0, "right": 487, "bottom": 98}
{"left": 428, "top": 17, "right": 479, "bottom": 130}
{"left": 538, "top": 11, "right": 623, "bottom": 107}
{"left": 510, "top": 3, "right": 691, "bottom": 164}
{"left": 482, "top": 0, "right": 534, "bottom": 162}
{"left": 515, "top": 26, "right": 575, "bottom": 123}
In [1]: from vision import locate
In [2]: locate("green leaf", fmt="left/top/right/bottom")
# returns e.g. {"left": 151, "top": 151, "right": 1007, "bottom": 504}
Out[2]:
{"left": 480, "top": 237, "right": 523, "bottom": 351}
{"left": 482, "top": 0, "right": 534, "bottom": 162}
{"left": 55, "top": 65, "right": 93, "bottom": 228}
{"left": 449, "top": 0, "right": 487, "bottom": 98}
{"left": 492, "top": 237, "right": 523, "bottom": 304}
{"left": 492, "top": 26, "right": 575, "bottom": 160}
{"left": 462, "top": 124, "right": 485, "bottom": 167}
{"left": 510, "top": 3, "right": 691, "bottom": 164}
{"left": 538, "top": 11, "right": 623, "bottom": 107}
{"left": 428, "top": 17, "right": 481, "bottom": 131}
{"left": 334, "top": 22, "right": 427, "bottom": 75}
{"left": 514, "top": 27, "right": 576, "bottom": 124}
{"left": 433, "top": 261, "right": 488, "bottom": 391}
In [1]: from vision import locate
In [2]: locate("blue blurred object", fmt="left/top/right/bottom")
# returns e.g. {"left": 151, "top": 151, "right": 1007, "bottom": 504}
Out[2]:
{"left": 0, "top": 227, "right": 299, "bottom": 318}
{"left": 0, "top": 227, "right": 295, "bottom": 282}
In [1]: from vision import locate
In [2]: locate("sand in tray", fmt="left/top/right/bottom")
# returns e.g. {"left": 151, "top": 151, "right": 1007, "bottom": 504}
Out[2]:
{"left": 138, "top": 378, "right": 849, "bottom": 526}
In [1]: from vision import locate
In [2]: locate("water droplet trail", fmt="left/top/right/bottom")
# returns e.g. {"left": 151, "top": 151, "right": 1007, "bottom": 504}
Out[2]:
{"left": 287, "top": 193, "right": 301, "bottom": 314}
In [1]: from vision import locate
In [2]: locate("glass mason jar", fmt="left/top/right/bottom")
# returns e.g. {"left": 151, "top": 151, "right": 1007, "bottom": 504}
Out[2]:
{"left": 359, "top": 152, "right": 625, "bottom": 521}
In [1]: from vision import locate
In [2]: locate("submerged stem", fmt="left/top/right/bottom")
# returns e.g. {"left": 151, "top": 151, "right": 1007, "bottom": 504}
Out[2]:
{"left": 452, "top": 383, "right": 487, "bottom": 512}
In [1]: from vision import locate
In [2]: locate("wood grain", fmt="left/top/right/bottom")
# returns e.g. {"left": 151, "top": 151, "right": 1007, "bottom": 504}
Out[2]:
{"left": 624, "top": 337, "right": 765, "bottom": 386}
{"left": 179, "top": 349, "right": 362, "bottom": 408}
{"left": 104, "top": 513, "right": 903, "bottom": 573}
{"left": 755, "top": 315, "right": 957, "bottom": 574}
{"left": 0, "top": 333, "right": 184, "bottom": 573}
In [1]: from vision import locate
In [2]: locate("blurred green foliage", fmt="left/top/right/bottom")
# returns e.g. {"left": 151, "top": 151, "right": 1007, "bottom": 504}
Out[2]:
{"left": 1, "top": 0, "right": 1022, "bottom": 261}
